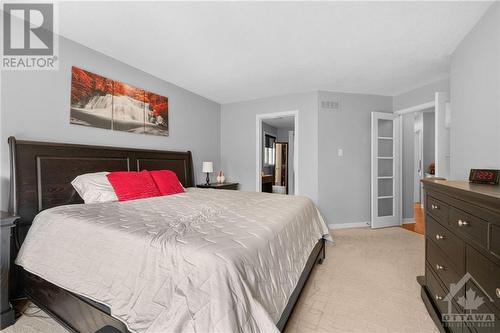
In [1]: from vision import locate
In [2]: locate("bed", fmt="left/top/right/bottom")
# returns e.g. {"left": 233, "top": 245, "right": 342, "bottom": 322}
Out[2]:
{"left": 8, "top": 137, "right": 330, "bottom": 333}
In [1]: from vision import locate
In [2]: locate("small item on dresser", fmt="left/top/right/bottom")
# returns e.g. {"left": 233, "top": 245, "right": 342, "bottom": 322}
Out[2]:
{"left": 202, "top": 161, "right": 213, "bottom": 185}
{"left": 469, "top": 169, "right": 500, "bottom": 185}
{"left": 428, "top": 163, "right": 435, "bottom": 175}
{"left": 216, "top": 170, "right": 226, "bottom": 184}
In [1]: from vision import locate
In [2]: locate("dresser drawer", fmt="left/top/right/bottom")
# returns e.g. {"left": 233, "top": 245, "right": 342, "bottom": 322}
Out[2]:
{"left": 427, "top": 239, "right": 463, "bottom": 290}
{"left": 426, "top": 215, "right": 465, "bottom": 274}
{"left": 449, "top": 208, "right": 488, "bottom": 250}
{"left": 426, "top": 264, "right": 459, "bottom": 316}
{"left": 427, "top": 195, "right": 449, "bottom": 224}
{"left": 426, "top": 265, "right": 449, "bottom": 315}
{"left": 466, "top": 246, "right": 500, "bottom": 313}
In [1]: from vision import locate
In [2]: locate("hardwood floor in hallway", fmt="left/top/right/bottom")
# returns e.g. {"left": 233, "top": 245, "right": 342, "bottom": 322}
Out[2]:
{"left": 401, "top": 203, "right": 424, "bottom": 235}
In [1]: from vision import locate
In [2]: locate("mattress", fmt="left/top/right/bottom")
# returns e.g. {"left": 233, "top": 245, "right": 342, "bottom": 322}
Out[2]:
{"left": 16, "top": 188, "right": 331, "bottom": 333}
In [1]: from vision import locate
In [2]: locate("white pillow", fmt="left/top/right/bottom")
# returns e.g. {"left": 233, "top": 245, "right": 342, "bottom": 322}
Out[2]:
{"left": 71, "top": 172, "right": 118, "bottom": 204}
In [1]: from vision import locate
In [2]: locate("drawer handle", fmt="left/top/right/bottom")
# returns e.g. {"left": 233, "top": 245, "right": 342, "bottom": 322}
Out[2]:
{"left": 496, "top": 288, "right": 500, "bottom": 298}
{"left": 435, "top": 294, "right": 443, "bottom": 301}
{"left": 435, "top": 234, "right": 444, "bottom": 240}
{"left": 457, "top": 219, "right": 469, "bottom": 227}
{"left": 436, "top": 264, "right": 445, "bottom": 271}
{"left": 431, "top": 204, "right": 439, "bottom": 210}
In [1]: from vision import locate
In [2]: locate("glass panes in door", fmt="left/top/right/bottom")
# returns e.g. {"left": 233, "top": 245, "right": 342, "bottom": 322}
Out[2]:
{"left": 378, "top": 198, "right": 393, "bottom": 217}
{"left": 377, "top": 119, "right": 394, "bottom": 218}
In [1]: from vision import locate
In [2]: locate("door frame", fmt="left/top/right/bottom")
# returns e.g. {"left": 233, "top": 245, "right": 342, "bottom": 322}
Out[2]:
{"left": 393, "top": 91, "right": 449, "bottom": 220}
{"left": 256, "top": 110, "right": 299, "bottom": 194}
{"left": 394, "top": 92, "right": 449, "bottom": 179}
{"left": 414, "top": 126, "right": 423, "bottom": 203}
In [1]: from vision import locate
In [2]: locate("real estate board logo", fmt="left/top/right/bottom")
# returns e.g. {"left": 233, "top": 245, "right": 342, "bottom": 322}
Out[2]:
{"left": 441, "top": 273, "right": 495, "bottom": 329}
{"left": 2, "top": 2, "right": 59, "bottom": 70}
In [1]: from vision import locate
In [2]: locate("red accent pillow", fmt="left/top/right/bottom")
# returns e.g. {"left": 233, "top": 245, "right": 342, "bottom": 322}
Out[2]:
{"left": 106, "top": 171, "right": 161, "bottom": 202}
{"left": 149, "top": 170, "right": 184, "bottom": 196}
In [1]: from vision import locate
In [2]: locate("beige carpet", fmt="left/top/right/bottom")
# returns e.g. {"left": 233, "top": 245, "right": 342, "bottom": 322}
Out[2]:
{"left": 2, "top": 227, "right": 438, "bottom": 333}
{"left": 284, "top": 227, "right": 439, "bottom": 333}
{"left": 1, "top": 303, "right": 68, "bottom": 333}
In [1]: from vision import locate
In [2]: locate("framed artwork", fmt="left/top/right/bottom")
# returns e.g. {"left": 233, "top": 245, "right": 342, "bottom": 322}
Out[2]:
{"left": 70, "top": 66, "right": 169, "bottom": 136}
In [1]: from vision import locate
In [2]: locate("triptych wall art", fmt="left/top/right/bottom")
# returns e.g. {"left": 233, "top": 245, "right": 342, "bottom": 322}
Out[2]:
{"left": 70, "top": 66, "right": 169, "bottom": 136}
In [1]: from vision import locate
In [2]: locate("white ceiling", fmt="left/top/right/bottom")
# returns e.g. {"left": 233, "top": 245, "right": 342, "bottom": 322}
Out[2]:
{"left": 263, "top": 116, "right": 295, "bottom": 130}
{"left": 58, "top": 1, "right": 492, "bottom": 104}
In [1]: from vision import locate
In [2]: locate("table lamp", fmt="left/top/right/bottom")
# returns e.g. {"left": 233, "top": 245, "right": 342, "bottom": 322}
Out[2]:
{"left": 202, "top": 162, "right": 213, "bottom": 185}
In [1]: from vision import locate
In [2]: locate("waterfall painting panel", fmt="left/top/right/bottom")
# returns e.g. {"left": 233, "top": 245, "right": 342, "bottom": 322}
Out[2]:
{"left": 144, "top": 91, "right": 168, "bottom": 136}
{"left": 112, "top": 82, "right": 145, "bottom": 134}
{"left": 70, "top": 67, "right": 113, "bottom": 129}
{"left": 70, "top": 66, "right": 169, "bottom": 136}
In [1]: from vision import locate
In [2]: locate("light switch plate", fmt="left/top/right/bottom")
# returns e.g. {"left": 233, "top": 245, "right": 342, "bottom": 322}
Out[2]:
{"left": 338, "top": 149, "right": 343, "bottom": 157}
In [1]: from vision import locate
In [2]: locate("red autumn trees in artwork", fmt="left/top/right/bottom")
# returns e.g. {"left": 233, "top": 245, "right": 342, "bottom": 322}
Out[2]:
{"left": 71, "top": 67, "right": 113, "bottom": 106}
{"left": 145, "top": 92, "right": 168, "bottom": 134}
{"left": 70, "top": 66, "right": 169, "bottom": 136}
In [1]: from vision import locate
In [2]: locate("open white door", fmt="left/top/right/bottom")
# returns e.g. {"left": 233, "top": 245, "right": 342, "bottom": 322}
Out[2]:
{"left": 371, "top": 112, "right": 401, "bottom": 229}
{"left": 435, "top": 92, "right": 450, "bottom": 178}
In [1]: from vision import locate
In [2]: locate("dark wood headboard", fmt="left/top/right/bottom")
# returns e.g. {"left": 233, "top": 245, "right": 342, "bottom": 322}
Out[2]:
{"left": 8, "top": 136, "right": 194, "bottom": 230}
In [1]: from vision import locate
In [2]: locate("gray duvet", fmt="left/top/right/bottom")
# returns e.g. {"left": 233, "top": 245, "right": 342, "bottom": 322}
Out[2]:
{"left": 16, "top": 188, "right": 330, "bottom": 333}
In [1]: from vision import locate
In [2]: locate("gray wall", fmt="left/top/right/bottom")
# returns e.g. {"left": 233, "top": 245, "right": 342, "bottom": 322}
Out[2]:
{"left": 318, "top": 91, "right": 393, "bottom": 226}
{"left": 450, "top": 2, "right": 500, "bottom": 180}
{"left": 277, "top": 128, "right": 291, "bottom": 142}
{"left": 220, "top": 92, "right": 319, "bottom": 203}
{"left": 220, "top": 90, "right": 393, "bottom": 227}
{"left": 0, "top": 36, "right": 221, "bottom": 211}
{"left": 393, "top": 79, "right": 450, "bottom": 111}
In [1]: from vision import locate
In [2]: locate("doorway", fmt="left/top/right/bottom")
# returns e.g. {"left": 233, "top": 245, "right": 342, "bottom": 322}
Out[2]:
{"left": 371, "top": 91, "right": 449, "bottom": 230}
{"left": 256, "top": 111, "right": 298, "bottom": 195}
{"left": 407, "top": 109, "right": 435, "bottom": 234}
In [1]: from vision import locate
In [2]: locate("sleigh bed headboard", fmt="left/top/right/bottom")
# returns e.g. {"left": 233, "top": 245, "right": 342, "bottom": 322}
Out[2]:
{"left": 8, "top": 136, "right": 194, "bottom": 230}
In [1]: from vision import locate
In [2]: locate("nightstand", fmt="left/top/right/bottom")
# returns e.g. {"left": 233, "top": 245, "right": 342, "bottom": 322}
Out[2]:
{"left": 196, "top": 182, "right": 239, "bottom": 190}
{"left": 0, "top": 211, "right": 17, "bottom": 329}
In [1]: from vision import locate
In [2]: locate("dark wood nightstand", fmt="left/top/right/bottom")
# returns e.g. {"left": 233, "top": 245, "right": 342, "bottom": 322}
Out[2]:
{"left": 196, "top": 182, "right": 239, "bottom": 190}
{"left": 0, "top": 211, "right": 17, "bottom": 329}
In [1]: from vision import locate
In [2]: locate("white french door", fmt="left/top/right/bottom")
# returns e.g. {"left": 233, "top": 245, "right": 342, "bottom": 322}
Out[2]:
{"left": 371, "top": 112, "right": 401, "bottom": 228}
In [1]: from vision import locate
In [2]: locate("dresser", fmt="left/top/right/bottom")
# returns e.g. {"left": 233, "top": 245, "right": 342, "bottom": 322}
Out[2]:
{"left": 421, "top": 179, "right": 500, "bottom": 333}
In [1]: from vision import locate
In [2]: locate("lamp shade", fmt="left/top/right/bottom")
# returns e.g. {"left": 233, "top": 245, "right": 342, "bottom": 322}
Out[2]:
{"left": 202, "top": 161, "right": 213, "bottom": 173}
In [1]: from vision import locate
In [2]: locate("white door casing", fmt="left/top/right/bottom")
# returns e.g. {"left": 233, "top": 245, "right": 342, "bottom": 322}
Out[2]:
{"left": 255, "top": 111, "right": 299, "bottom": 194}
{"left": 435, "top": 92, "right": 450, "bottom": 178}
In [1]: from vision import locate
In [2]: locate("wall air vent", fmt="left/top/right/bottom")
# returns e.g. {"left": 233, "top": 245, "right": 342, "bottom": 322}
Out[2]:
{"left": 320, "top": 99, "right": 341, "bottom": 112}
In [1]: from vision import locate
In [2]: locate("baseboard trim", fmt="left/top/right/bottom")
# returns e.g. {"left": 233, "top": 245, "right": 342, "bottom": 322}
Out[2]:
{"left": 329, "top": 222, "right": 370, "bottom": 230}
{"left": 402, "top": 218, "right": 415, "bottom": 224}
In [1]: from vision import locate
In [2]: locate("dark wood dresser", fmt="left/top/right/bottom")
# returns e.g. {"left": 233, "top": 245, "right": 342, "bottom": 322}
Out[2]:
{"left": 421, "top": 179, "right": 500, "bottom": 333}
